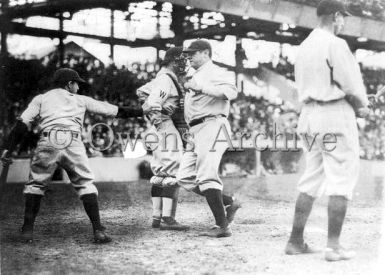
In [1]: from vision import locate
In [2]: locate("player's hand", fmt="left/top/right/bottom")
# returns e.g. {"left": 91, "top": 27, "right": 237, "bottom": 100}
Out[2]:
{"left": 357, "top": 107, "right": 371, "bottom": 118}
{"left": 142, "top": 102, "right": 161, "bottom": 115}
{"left": 162, "top": 104, "right": 176, "bottom": 115}
{"left": 184, "top": 78, "right": 202, "bottom": 95}
{"left": 0, "top": 150, "right": 13, "bottom": 167}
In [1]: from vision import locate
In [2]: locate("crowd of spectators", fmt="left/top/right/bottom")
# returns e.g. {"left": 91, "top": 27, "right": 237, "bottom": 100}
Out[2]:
{"left": 1, "top": 54, "right": 154, "bottom": 158}
{"left": 2, "top": 51, "right": 385, "bottom": 163}
{"left": 289, "top": 0, "right": 385, "bottom": 21}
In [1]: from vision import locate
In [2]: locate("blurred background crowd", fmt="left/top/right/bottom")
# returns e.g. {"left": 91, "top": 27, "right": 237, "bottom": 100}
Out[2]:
{"left": 1, "top": 50, "right": 385, "bottom": 168}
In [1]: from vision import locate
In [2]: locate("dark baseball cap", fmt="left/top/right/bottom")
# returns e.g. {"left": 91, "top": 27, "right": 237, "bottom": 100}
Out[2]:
{"left": 183, "top": 39, "right": 212, "bottom": 54}
{"left": 53, "top": 68, "right": 86, "bottom": 84}
{"left": 162, "top": 46, "right": 183, "bottom": 65}
{"left": 317, "top": 0, "right": 351, "bottom": 17}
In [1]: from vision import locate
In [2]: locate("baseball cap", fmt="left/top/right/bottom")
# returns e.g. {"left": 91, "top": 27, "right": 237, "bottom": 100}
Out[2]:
{"left": 316, "top": 0, "right": 351, "bottom": 17}
{"left": 183, "top": 39, "right": 212, "bottom": 54}
{"left": 162, "top": 46, "right": 183, "bottom": 66}
{"left": 53, "top": 68, "right": 86, "bottom": 84}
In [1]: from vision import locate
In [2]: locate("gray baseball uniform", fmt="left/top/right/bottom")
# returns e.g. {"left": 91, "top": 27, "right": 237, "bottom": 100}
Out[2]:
{"left": 21, "top": 88, "right": 118, "bottom": 197}
{"left": 177, "top": 60, "right": 237, "bottom": 192}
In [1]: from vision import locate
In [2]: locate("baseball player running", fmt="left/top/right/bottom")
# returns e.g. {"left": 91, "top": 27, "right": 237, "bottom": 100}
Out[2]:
{"left": 285, "top": 0, "right": 370, "bottom": 261}
{"left": 136, "top": 47, "right": 189, "bottom": 231}
{"left": 0, "top": 68, "right": 158, "bottom": 243}
{"left": 177, "top": 39, "right": 240, "bottom": 238}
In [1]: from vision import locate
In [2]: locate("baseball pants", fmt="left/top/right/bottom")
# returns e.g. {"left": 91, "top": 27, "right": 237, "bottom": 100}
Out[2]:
{"left": 177, "top": 116, "right": 230, "bottom": 192}
{"left": 296, "top": 99, "right": 359, "bottom": 200}
{"left": 150, "top": 119, "right": 183, "bottom": 178}
{"left": 24, "top": 135, "right": 98, "bottom": 197}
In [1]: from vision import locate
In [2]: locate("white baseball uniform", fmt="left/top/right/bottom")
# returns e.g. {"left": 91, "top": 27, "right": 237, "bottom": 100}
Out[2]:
{"left": 20, "top": 88, "right": 118, "bottom": 197}
{"left": 295, "top": 28, "right": 369, "bottom": 200}
{"left": 177, "top": 60, "right": 238, "bottom": 192}
{"left": 137, "top": 68, "right": 184, "bottom": 179}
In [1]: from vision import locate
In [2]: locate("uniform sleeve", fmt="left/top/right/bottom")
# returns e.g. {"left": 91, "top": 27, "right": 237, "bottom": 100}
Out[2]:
{"left": 20, "top": 95, "right": 42, "bottom": 127}
{"left": 145, "top": 75, "right": 173, "bottom": 126}
{"left": 136, "top": 82, "right": 151, "bottom": 104}
{"left": 80, "top": 95, "right": 118, "bottom": 117}
{"left": 329, "top": 39, "right": 369, "bottom": 107}
{"left": 202, "top": 69, "right": 238, "bottom": 100}
{"left": 146, "top": 75, "right": 173, "bottom": 108}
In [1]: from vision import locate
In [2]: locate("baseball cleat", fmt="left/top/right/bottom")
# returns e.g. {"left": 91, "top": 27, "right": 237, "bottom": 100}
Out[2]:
{"left": 199, "top": 226, "right": 232, "bottom": 238}
{"left": 20, "top": 227, "right": 33, "bottom": 243}
{"left": 226, "top": 198, "right": 242, "bottom": 225}
{"left": 285, "top": 242, "right": 319, "bottom": 255}
{"left": 160, "top": 217, "right": 190, "bottom": 231}
{"left": 93, "top": 229, "right": 112, "bottom": 244}
{"left": 325, "top": 247, "right": 356, "bottom": 261}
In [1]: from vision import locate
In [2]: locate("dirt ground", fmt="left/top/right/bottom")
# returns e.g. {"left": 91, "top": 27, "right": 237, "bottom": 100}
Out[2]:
{"left": 0, "top": 176, "right": 383, "bottom": 275}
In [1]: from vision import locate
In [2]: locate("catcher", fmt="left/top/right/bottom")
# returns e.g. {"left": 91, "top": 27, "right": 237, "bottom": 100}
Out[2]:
{"left": 137, "top": 47, "right": 189, "bottom": 230}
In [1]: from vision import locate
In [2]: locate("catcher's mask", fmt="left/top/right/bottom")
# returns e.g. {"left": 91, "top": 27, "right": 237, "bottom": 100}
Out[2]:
{"left": 162, "top": 46, "right": 187, "bottom": 75}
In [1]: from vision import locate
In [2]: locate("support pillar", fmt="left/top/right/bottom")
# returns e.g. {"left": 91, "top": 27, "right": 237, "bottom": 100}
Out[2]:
{"left": 58, "top": 13, "right": 64, "bottom": 66}
{"left": 110, "top": 9, "right": 115, "bottom": 62}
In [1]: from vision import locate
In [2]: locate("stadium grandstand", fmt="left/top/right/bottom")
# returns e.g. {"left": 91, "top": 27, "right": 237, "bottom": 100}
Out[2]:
{"left": 1, "top": 0, "right": 385, "bottom": 168}
{"left": 1, "top": 1, "right": 385, "bottom": 274}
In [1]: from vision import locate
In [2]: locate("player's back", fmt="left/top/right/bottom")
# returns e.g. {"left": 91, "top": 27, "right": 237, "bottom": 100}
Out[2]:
{"left": 295, "top": 28, "right": 346, "bottom": 102}
{"left": 36, "top": 88, "right": 88, "bottom": 132}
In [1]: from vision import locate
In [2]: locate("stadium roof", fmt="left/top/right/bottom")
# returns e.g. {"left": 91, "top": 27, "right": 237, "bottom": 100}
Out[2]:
{"left": 1, "top": 0, "right": 385, "bottom": 52}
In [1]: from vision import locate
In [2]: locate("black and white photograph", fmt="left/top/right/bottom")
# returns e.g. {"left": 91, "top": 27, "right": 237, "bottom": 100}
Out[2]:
{"left": 0, "top": 0, "right": 384, "bottom": 274}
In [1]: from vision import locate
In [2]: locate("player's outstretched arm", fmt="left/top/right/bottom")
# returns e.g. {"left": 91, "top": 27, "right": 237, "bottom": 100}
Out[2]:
{"left": 116, "top": 107, "right": 144, "bottom": 118}
{"left": 116, "top": 105, "right": 161, "bottom": 119}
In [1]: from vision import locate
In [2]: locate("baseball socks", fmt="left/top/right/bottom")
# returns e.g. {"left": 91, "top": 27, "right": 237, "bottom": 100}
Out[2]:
{"left": 160, "top": 186, "right": 189, "bottom": 231}
{"left": 285, "top": 192, "right": 316, "bottom": 254}
{"left": 192, "top": 186, "right": 241, "bottom": 225}
{"left": 325, "top": 196, "right": 355, "bottom": 261}
{"left": 151, "top": 185, "right": 163, "bottom": 228}
{"left": 200, "top": 189, "right": 232, "bottom": 238}
{"left": 21, "top": 194, "right": 43, "bottom": 242}
{"left": 81, "top": 193, "right": 111, "bottom": 243}
{"left": 170, "top": 186, "right": 180, "bottom": 219}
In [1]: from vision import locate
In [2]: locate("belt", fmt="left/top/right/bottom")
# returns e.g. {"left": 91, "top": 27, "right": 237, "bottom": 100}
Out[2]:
{"left": 189, "top": 114, "right": 226, "bottom": 128}
{"left": 303, "top": 98, "right": 344, "bottom": 106}
{"left": 42, "top": 130, "right": 80, "bottom": 139}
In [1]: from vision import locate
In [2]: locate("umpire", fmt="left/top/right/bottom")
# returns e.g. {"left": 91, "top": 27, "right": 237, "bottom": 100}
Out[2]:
{"left": 0, "top": 68, "right": 153, "bottom": 243}
{"left": 285, "top": 0, "right": 370, "bottom": 261}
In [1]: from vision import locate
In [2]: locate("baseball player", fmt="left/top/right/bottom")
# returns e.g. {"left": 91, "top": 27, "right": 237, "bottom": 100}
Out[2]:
{"left": 0, "top": 68, "right": 159, "bottom": 243}
{"left": 177, "top": 39, "right": 241, "bottom": 238}
{"left": 136, "top": 47, "right": 189, "bottom": 230}
{"left": 284, "top": 0, "right": 370, "bottom": 261}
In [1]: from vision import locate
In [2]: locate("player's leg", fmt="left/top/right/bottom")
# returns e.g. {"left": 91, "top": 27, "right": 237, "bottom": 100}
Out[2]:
{"left": 160, "top": 185, "right": 189, "bottom": 230}
{"left": 22, "top": 142, "right": 59, "bottom": 242}
{"left": 286, "top": 137, "right": 324, "bottom": 254}
{"left": 323, "top": 114, "right": 359, "bottom": 261}
{"left": 150, "top": 120, "right": 187, "bottom": 227}
{"left": 151, "top": 185, "right": 163, "bottom": 228}
{"left": 170, "top": 185, "right": 179, "bottom": 219}
{"left": 192, "top": 186, "right": 240, "bottom": 226}
{"left": 194, "top": 118, "right": 232, "bottom": 237}
{"left": 62, "top": 139, "right": 111, "bottom": 243}
{"left": 176, "top": 150, "right": 197, "bottom": 191}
